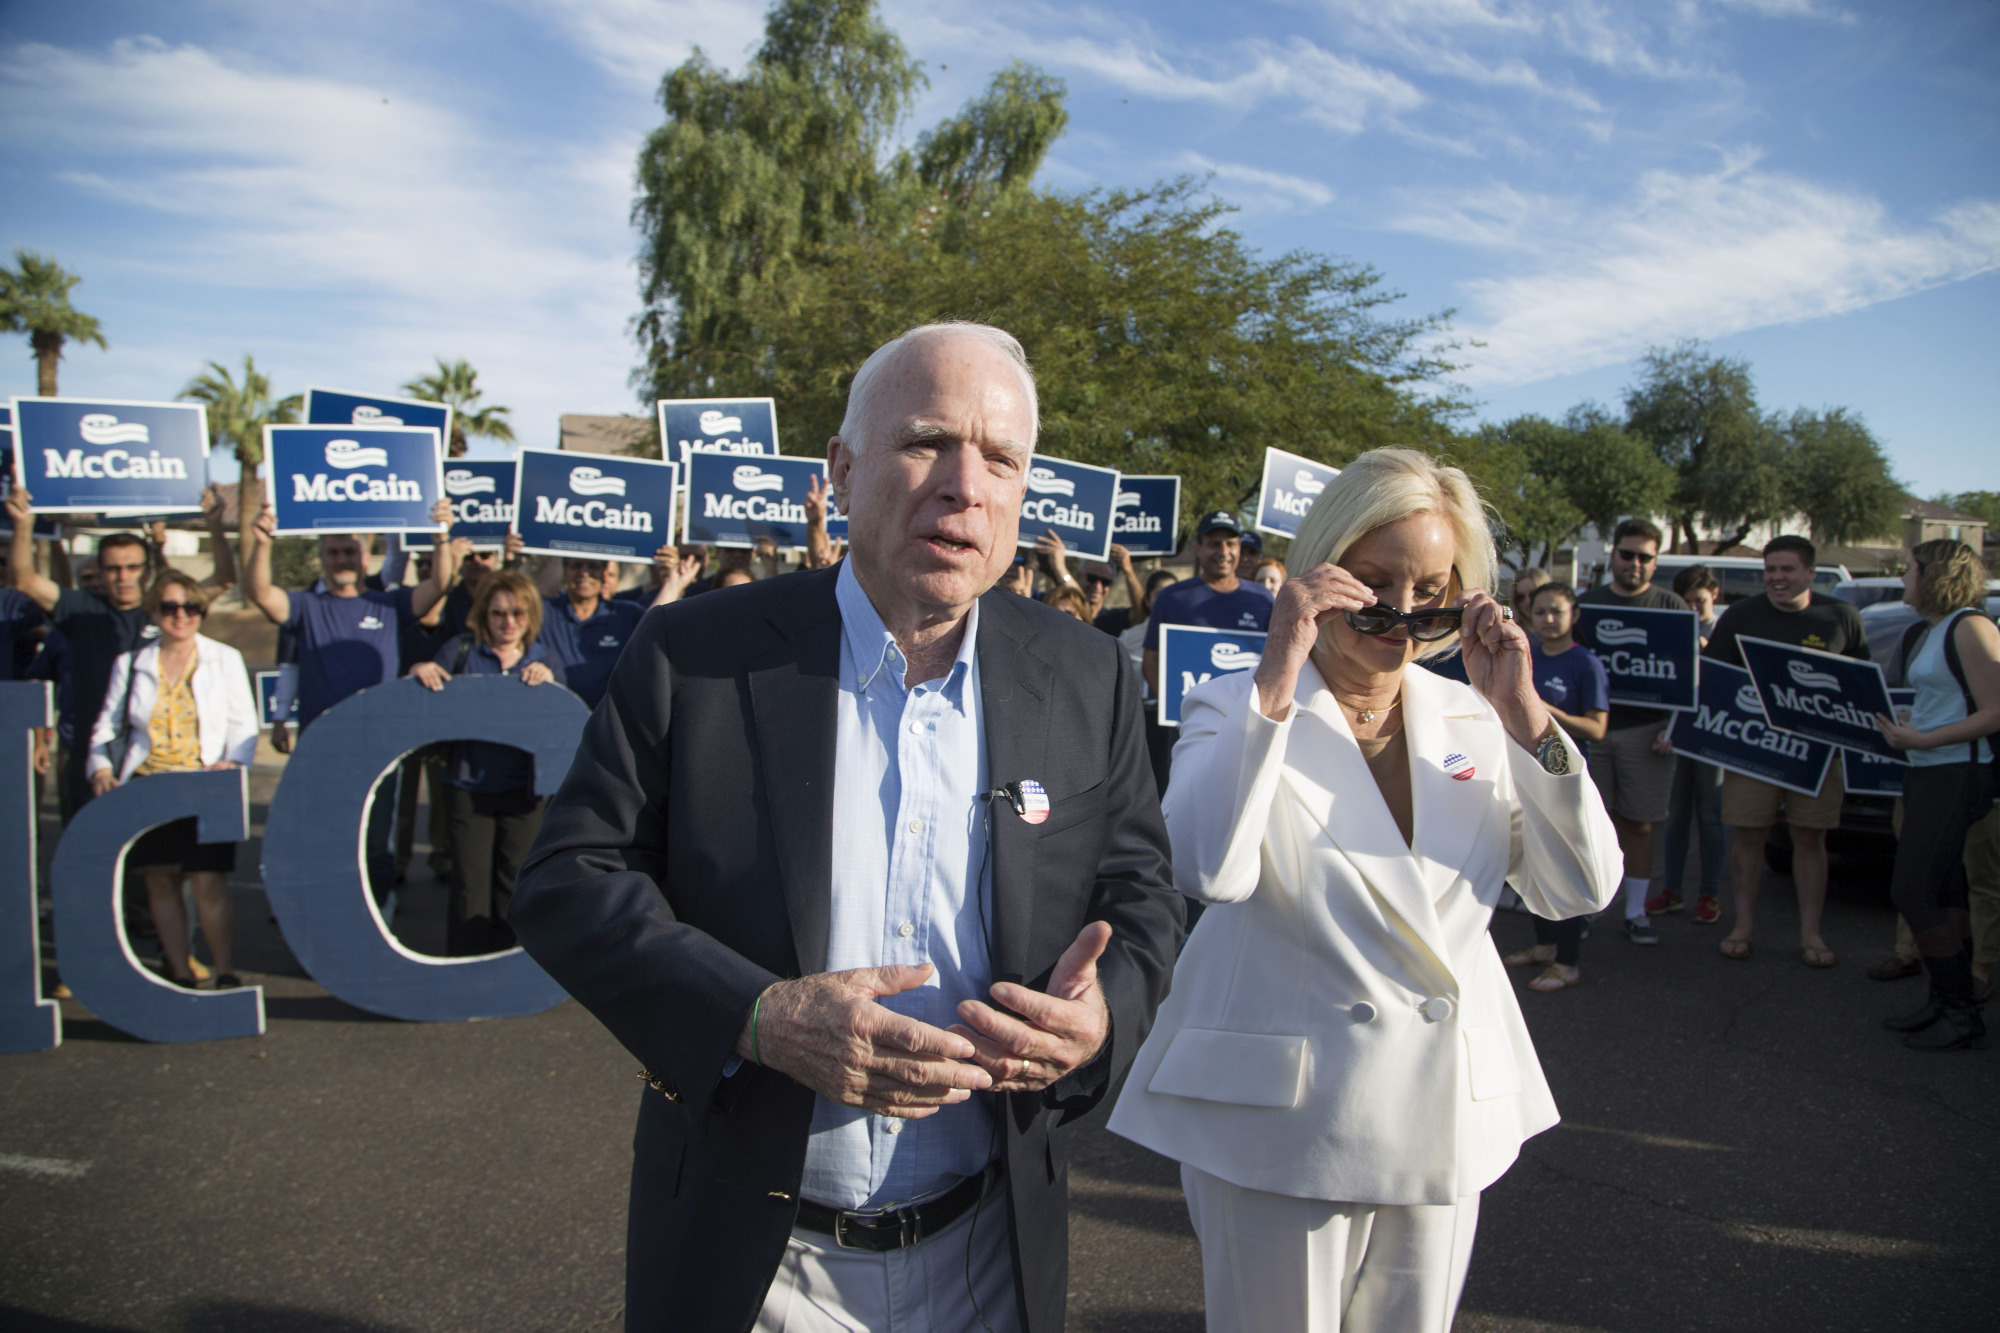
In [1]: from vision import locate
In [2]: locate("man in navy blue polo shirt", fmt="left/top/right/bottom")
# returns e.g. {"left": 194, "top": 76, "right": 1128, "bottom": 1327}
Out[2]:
{"left": 538, "top": 558, "right": 645, "bottom": 709}
{"left": 1139, "top": 510, "right": 1274, "bottom": 699}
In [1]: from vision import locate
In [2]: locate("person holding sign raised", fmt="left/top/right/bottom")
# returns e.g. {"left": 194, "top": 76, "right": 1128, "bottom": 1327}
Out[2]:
{"left": 1576, "top": 519, "right": 1689, "bottom": 948}
{"left": 1873, "top": 540, "right": 2000, "bottom": 1050}
{"left": 1704, "top": 535, "right": 1867, "bottom": 967}
{"left": 510, "top": 322, "right": 1181, "bottom": 1333}
{"left": 1109, "top": 448, "right": 1620, "bottom": 1333}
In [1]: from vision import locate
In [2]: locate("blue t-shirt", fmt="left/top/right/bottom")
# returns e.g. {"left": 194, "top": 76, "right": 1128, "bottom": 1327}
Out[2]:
{"left": 286, "top": 587, "right": 417, "bottom": 727}
{"left": 1141, "top": 577, "right": 1275, "bottom": 650}
{"left": 1, "top": 587, "right": 43, "bottom": 681}
{"left": 433, "top": 635, "right": 567, "bottom": 792}
{"left": 1531, "top": 640, "right": 1610, "bottom": 758}
{"left": 537, "top": 594, "right": 643, "bottom": 708}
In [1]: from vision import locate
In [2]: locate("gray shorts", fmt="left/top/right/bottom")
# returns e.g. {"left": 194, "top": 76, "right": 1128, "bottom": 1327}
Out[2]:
{"left": 1588, "top": 724, "right": 1676, "bottom": 824}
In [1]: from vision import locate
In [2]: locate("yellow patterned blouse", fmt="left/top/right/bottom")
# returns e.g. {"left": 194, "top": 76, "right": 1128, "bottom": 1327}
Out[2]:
{"left": 135, "top": 649, "right": 202, "bottom": 775}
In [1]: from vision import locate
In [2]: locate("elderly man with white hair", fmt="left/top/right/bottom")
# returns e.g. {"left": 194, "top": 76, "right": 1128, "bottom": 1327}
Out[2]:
{"left": 1109, "top": 447, "right": 1621, "bottom": 1333}
{"left": 512, "top": 322, "right": 1183, "bottom": 1333}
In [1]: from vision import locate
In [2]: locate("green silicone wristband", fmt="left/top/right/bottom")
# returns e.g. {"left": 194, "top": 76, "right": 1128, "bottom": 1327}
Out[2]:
{"left": 751, "top": 993, "right": 764, "bottom": 1067}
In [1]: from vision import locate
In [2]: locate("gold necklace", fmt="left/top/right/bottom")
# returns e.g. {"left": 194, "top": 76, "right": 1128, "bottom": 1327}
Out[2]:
{"left": 1338, "top": 697, "right": 1401, "bottom": 726}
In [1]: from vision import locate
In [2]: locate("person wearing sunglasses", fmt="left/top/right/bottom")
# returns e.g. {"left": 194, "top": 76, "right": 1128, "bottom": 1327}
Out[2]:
{"left": 86, "top": 572, "right": 259, "bottom": 988}
{"left": 411, "top": 568, "right": 567, "bottom": 957}
{"left": 1576, "top": 518, "right": 1690, "bottom": 948}
{"left": 1109, "top": 447, "right": 1620, "bottom": 1333}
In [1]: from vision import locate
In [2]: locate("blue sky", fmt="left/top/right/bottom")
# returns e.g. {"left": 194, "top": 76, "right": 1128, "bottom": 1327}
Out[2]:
{"left": 2, "top": 0, "right": 1994, "bottom": 497}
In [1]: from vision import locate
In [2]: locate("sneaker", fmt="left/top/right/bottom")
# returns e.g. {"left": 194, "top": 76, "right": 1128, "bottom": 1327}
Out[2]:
{"left": 1646, "top": 891, "right": 1685, "bottom": 915}
{"left": 1692, "top": 895, "right": 1721, "bottom": 925}
{"left": 1625, "top": 917, "right": 1661, "bottom": 946}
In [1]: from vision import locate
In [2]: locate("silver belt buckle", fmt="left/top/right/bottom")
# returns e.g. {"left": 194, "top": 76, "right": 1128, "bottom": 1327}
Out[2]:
{"left": 832, "top": 1204, "right": 916, "bottom": 1250}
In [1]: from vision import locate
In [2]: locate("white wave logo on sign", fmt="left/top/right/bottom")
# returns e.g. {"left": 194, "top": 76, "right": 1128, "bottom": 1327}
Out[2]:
{"left": 1210, "top": 642, "right": 1262, "bottom": 671}
{"left": 699, "top": 410, "right": 744, "bottom": 435}
{"left": 444, "top": 469, "right": 495, "bottom": 496}
{"left": 78, "top": 414, "right": 150, "bottom": 446}
{"left": 1027, "top": 466, "right": 1075, "bottom": 497}
{"left": 1787, "top": 659, "right": 1841, "bottom": 690}
{"left": 1736, "top": 684, "right": 1766, "bottom": 714}
{"left": 325, "top": 440, "right": 390, "bottom": 470}
{"left": 1293, "top": 469, "right": 1325, "bottom": 496}
{"left": 569, "top": 467, "right": 627, "bottom": 498}
{"left": 732, "top": 465, "right": 785, "bottom": 494}
{"left": 351, "top": 405, "right": 403, "bottom": 426}
{"left": 1594, "top": 619, "right": 1650, "bottom": 647}
{"left": 1115, "top": 489, "right": 1142, "bottom": 509}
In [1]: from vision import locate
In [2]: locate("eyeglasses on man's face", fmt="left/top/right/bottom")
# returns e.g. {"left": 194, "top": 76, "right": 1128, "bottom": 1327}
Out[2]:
{"left": 1612, "top": 547, "right": 1656, "bottom": 564}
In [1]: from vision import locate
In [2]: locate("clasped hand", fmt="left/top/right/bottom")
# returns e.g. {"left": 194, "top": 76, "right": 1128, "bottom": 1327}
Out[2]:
{"left": 740, "top": 922, "right": 1113, "bottom": 1117}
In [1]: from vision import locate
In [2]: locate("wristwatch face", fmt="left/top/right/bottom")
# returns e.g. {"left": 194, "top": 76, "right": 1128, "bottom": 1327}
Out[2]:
{"left": 1538, "top": 732, "right": 1570, "bottom": 775}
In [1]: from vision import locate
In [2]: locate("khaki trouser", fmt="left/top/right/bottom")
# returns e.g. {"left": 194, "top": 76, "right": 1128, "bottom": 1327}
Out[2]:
{"left": 1892, "top": 800, "right": 2000, "bottom": 968}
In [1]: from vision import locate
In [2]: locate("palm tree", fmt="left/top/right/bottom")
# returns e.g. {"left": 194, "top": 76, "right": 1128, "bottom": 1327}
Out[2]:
{"left": 401, "top": 358, "right": 516, "bottom": 457}
{"left": 180, "top": 355, "right": 300, "bottom": 567}
{"left": 0, "top": 249, "right": 108, "bottom": 396}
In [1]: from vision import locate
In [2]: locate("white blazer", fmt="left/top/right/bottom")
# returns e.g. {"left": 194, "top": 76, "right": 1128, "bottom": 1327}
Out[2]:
{"left": 88, "top": 634, "right": 261, "bottom": 782}
{"left": 1107, "top": 660, "right": 1621, "bottom": 1207}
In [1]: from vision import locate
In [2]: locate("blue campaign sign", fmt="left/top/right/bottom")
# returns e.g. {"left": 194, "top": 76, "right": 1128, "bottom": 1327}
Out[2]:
{"left": 303, "top": 386, "right": 452, "bottom": 447}
{"left": 254, "top": 670, "right": 298, "bottom": 729}
{"left": 1668, "top": 659, "right": 1833, "bottom": 796}
{"left": 1112, "top": 475, "right": 1181, "bottom": 558}
{"left": 682, "top": 452, "right": 825, "bottom": 550}
{"left": 1739, "top": 636, "right": 1901, "bottom": 760}
{"left": 9, "top": 397, "right": 209, "bottom": 514}
{"left": 658, "top": 397, "right": 779, "bottom": 463}
{"left": 1158, "top": 625, "right": 1267, "bottom": 728}
{"left": 1575, "top": 604, "right": 1699, "bottom": 711}
{"left": 513, "top": 448, "right": 678, "bottom": 562}
{"left": 268, "top": 425, "right": 444, "bottom": 535}
{"left": 1017, "top": 455, "right": 1120, "bottom": 561}
{"left": 405, "top": 460, "right": 516, "bottom": 551}
{"left": 1255, "top": 447, "right": 1339, "bottom": 540}
{"left": 1843, "top": 688, "right": 1914, "bottom": 797}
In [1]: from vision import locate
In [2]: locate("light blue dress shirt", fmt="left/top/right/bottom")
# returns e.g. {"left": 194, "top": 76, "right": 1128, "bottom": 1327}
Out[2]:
{"left": 798, "top": 560, "right": 997, "bottom": 1210}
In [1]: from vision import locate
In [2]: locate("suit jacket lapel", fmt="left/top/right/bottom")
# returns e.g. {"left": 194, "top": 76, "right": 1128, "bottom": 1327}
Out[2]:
{"left": 746, "top": 568, "right": 843, "bottom": 978}
{"left": 1401, "top": 666, "right": 1504, "bottom": 903}
{"left": 1279, "top": 660, "right": 1459, "bottom": 988}
{"left": 976, "top": 590, "right": 1051, "bottom": 985}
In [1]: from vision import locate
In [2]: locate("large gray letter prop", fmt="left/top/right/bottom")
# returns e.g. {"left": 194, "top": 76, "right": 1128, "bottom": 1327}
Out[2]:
{"left": 262, "top": 676, "right": 582, "bottom": 1021}
{"left": 1, "top": 682, "right": 59, "bottom": 1052}
{"left": 51, "top": 767, "right": 265, "bottom": 1043}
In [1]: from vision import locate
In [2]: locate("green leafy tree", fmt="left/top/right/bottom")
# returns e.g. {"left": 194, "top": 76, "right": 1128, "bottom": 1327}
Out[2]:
{"left": 1938, "top": 491, "right": 2000, "bottom": 531}
{"left": 1622, "top": 341, "right": 1768, "bottom": 552}
{"left": 631, "top": 0, "right": 1461, "bottom": 532}
{"left": 1462, "top": 407, "right": 1674, "bottom": 568}
{"left": 401, "top": 358, "right": 515, "bottom": 457}
{"left": 1781, "top": 407, "right": 1905, "bottom": 546}
{"left": 0, "top": 248, "right": 107, "bottom": 396}
{"left": 180, "top": 355, "right": 301, "bottom": 560}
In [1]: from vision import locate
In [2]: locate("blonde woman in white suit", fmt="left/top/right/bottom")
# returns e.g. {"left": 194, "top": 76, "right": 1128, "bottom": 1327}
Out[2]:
{"left": 1108, "top": 448, "right": 1621, "bottom": 1332}
{"left": 89, "top": 571, "right": 260, "bottom": 989}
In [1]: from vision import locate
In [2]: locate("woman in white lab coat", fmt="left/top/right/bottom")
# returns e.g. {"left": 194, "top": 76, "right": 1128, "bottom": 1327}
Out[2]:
{"left": 1108, "top": 448, "right": 1621, "bottom": 1333}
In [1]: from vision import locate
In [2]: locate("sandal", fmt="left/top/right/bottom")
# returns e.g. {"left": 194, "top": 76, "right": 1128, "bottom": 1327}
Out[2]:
{"left": 1799, "top": 945, "right": 1837, "bottom": 969}
{"left": 214, "top": 973, "right": 244, "bottom": 990}
{"left": 1528, "top": 964, "right": 1581, "bottom": 992}
{"left": 1503, "top": 948, "right": 1554, "bottom": 968}
{"left": 1718, "top": 937, "right": 1753, "bottom": 960}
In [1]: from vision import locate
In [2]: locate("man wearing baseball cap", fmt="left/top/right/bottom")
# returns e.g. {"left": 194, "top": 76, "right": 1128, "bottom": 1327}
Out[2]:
{"left": 1140, "top": 511, "right": 1274, "bottom": 788}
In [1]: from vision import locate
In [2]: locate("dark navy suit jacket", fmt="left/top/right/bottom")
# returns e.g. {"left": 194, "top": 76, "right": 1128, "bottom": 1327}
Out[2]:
{"left": 511, "top": 564, "right": 1181, "bottom": 1333}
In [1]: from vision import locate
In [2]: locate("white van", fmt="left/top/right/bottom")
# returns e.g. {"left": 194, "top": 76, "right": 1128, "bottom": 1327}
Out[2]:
{"left": 1635, "top": 553, "right": 1850, "bottom": 604}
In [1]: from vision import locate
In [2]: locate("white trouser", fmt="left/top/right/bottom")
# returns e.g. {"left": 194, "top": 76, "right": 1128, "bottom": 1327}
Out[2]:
{"left": 757, "top": 1185, "right": 1022, "bottom": 1333}
{"left": 1183, "top": 1163, "right": 1480, "bottom": 1333}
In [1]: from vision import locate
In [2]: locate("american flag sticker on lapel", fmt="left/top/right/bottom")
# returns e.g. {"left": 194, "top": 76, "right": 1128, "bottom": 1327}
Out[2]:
{"left": 1443, "top": 752, "right": 1477, "bottom": 782}
{"left": 1008, "top": 779, "right": 1051, "bottom": 824}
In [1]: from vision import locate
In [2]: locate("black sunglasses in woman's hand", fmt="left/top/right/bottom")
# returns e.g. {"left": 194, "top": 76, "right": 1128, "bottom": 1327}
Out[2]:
{"left": 1343, "top": 602, "right": 1463, "bottom": 642}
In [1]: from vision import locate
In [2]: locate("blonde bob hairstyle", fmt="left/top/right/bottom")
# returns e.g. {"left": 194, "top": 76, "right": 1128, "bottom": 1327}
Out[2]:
{"left": 1909, "top": 538, "right": 1986, "bottom": 618}
{"left": 1287, "top": 447, "right": 1497, "bottom": 661}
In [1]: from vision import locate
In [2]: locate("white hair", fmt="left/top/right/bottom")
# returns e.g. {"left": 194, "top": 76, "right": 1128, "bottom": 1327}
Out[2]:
{"left": 838, "top": 322, "right": 1040, "bottom": 452}
{"left": 1287, "top": 446, "right": 1496, "bottom": 661}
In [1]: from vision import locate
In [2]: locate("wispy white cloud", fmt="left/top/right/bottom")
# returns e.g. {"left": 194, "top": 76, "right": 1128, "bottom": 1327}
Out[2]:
{"left": 511, "top": 0, "right": 767, "bottom": 89}
{"left": 1404, "top": 152, "right": 2000, "bottom": 385}
{"left": 0, "top": 36, "right": 644, "bottom": 430}
{"left": 1175, "top": 153, "right": 1336, "bottom": 213}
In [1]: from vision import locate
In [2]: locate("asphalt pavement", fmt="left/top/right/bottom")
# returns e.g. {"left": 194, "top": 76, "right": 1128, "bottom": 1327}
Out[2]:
{"left": 4, "top": 757, "right": 1995, "bottom": 1331}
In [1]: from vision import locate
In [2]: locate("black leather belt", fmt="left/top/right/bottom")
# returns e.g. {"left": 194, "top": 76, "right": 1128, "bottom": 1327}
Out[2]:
{"left": 795, "top": 1162, "right": 1000, "bottom": 1252}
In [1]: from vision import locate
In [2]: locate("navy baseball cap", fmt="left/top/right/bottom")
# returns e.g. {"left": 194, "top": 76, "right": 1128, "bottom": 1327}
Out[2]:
{"left": 1238, "top": 530, "right": 1263, "bottom": 557}
{"left": 1196, "top": 511, "right": 1243, "bottom": 537}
